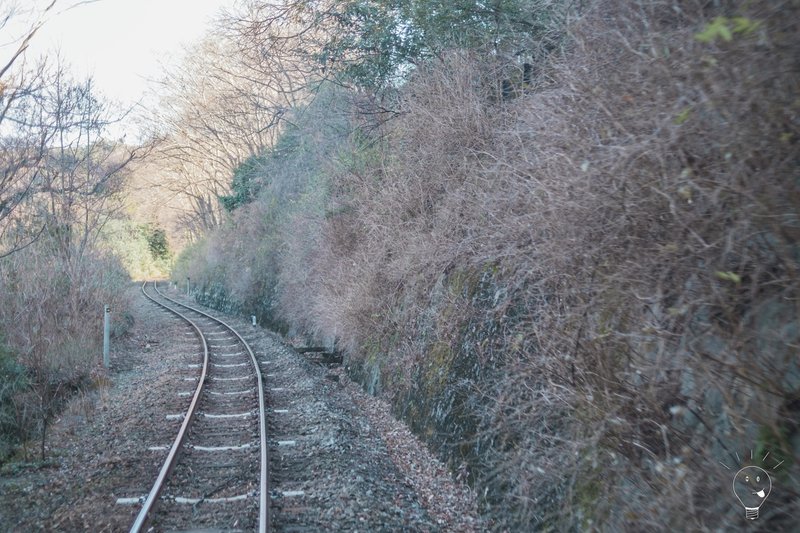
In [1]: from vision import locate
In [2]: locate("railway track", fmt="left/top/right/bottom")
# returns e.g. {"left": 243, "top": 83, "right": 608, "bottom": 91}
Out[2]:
{"left": 131, "top": 281, "right": 269, "bottom": 532}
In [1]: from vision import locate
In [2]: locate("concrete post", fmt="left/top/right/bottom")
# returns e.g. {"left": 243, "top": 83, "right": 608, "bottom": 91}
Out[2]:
{"left": 252, "top": 315, "right": 257, "bottom": 327}
{"left": 103, "top": 305, "right": 111, "bottom": 368}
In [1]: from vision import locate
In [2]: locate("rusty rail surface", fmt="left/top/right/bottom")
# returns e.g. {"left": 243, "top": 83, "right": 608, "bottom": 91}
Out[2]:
{"left": 132, "top": 281, "right": 270, "bottom": 533}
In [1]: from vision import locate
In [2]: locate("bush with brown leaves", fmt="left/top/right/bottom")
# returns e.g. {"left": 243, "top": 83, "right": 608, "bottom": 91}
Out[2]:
{"left": 179, "top": 0, "right": 799, "bottom": 528}
{"left": 281, "top": 0, "right": 799, "bottom": 529}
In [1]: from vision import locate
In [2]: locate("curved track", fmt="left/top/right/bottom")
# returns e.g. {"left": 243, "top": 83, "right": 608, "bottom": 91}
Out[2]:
{"left": 133, "top": 281, "right": 269, "bottom": 532}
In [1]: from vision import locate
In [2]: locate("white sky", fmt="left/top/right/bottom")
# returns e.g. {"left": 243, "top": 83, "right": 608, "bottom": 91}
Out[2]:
{"left": 3, "top": 0, "right": 236, "bottom": 113}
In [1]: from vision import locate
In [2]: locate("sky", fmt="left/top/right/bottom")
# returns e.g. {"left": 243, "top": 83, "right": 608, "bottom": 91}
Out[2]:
{"left": 2, "top": 0, "right": 237, "bottom": 120}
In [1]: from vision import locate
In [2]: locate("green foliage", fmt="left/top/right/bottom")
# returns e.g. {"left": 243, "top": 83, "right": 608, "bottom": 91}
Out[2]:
{"left": 219, "top": 126, "right": 318, "bottom": 214}
{"left": 174, "top": 83, "right": 354, "bottom": 330}
{"left": 673, "top": 106, "right": 692, "bottom": 125}
{"left": 402, "top": 0, "right": 558, "bottom": 50}
{"left": 714, "top": 270, "right": 742, "bottom": 284}
{"left": 146, "top": 227, "right": 170, "bottom": 261}
{"left": 317, "top": 0, "right": 570, "bottom": 88}
{"left": 695, "top": 17, "right": 733, "bottom": 43}
{"left": 0, "top": 338, "right": 27, "bottom": 464}
{"left": 219, "top": 155, "right": 265, "bottom": 212}
{"left": 319, "top": 1, "right": 418, "bottom": 89}
{"left": 100, "top": 220, "right": 172, "bottom": 279}
{"left": 731, "top": 16, "right": 761, "bottom": 35}
{"left": 695, "top": 16, "right": 761, "bottom": 44}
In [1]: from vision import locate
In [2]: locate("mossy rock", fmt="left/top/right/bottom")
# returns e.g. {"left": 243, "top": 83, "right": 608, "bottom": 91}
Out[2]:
{"left": 422, "top": 341, "right": 455, "bottom": 396}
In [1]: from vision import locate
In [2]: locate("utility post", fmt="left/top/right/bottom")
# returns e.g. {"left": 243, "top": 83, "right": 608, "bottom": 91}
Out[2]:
{"left": 103, "top": 305, "right": 111, "bottom": 368}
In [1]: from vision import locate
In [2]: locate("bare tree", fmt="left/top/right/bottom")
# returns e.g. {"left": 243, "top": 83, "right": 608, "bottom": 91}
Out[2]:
{"left": 0, "top": 0, "right": 107, "bottom": 258}
{"left": 2, "top": 65, "right": 145, "bottom": 459}
{"left": 149, "top": 26, "right": 306, "bottom": 240}
{"left": 0, "top": 34, "right": 54, "bottom": 256}
{"left": 0, "top": 2, "right": 150, "bottom": 458}
{"left": 40, "top": 73, "right": 138, "bottom": 260}
{"left": 0, "top": 1, "right": 58, "bottom": 83}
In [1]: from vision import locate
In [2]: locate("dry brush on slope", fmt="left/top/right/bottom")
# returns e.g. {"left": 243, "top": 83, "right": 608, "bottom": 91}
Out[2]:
{"left": 277, "top": 0, "right": 800, "bottom": 529}
{"left": 176, "top": 0, "right": 799, "bottom": 529}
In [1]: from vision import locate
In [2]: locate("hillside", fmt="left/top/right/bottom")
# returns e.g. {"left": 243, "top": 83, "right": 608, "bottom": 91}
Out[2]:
{"left": 170, "top": 0, "right": 800, "bottom": 529}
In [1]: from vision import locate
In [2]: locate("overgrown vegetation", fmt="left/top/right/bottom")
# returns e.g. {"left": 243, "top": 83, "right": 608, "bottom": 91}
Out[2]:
{"left": 0, "top": 240, "right": 129, "bottom": 463}
{"left": 102, "top": 220, "right": 173, "bottom": 280}
{"left": 0, "top": 3, "right": 139, "bottom": 464}
{"left": 0, "top": 336, "right": 27, "bottom": 461}
{"left": 172, "top": 0, "right": 799, "bottom": 529}
{"left": 173, "top": 83, "right": 351, "bottom": 330}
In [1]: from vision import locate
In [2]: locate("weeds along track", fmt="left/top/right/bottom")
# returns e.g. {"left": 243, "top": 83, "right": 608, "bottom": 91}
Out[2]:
{"left": 131, "top": 281, "right": 268, "bottom": 532}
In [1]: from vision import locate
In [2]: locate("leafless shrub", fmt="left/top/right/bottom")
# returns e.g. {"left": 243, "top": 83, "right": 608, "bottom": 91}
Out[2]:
{"left": 0, "top": 241, "right": 129, "bottom": 460}
{"left": 449, "top": 0, "right": 799, "bottom": 528}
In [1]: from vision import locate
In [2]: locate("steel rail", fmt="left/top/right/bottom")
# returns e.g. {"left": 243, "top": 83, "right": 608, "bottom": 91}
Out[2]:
{"left": 148, "top": 281, "right": 270, "bottom": 533}
{"left": 131, "top": 281, "right": 210, "bottom": 533}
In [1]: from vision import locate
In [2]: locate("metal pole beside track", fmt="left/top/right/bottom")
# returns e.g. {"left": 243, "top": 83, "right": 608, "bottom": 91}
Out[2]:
{"left": 103, "top": 305, "right": 110, "bottom": 368}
